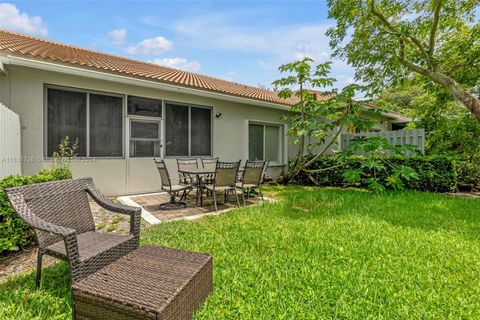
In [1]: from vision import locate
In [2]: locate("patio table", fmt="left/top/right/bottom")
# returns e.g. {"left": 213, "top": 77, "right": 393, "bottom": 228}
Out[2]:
{"left": 178, "top": 168, "right": 215, "bottom": 206}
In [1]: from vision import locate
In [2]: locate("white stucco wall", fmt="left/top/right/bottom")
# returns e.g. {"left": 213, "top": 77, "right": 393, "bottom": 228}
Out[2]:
{"left": 3, "top": 65, "right": 295, "bottom": 195}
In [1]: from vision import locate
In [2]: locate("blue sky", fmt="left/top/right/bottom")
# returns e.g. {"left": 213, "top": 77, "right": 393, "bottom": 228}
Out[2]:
{"left": 0, "top": 1, "right": 354, "bottom": 89}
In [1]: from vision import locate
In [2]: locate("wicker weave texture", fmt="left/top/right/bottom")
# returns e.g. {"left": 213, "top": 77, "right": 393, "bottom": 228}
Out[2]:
{"left": 6, "top": 177, "right": 141, "bottom": 282}
{"left": 73, "top": 245, "right": 213, "bottom": 320}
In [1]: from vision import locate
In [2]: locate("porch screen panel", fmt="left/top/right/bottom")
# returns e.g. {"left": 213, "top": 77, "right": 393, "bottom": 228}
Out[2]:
{"left": 190, "top": 107, "right": 212, "bottom": 156}
{"left": 265, "top": 125, "right": 280, "bottom": 162}
{"left": 89, "top": 94, "right": 123, "bottom": 157}
{"left": 248, "top": 124, "right": 264, "bottom": 161}
{"left": 165, "top": 103, "right": 189, "bottom": 156}
{"left": 47, "top": 88, "right": 87, "bottom": 156}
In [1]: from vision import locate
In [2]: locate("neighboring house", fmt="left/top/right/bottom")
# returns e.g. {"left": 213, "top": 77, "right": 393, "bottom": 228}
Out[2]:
{"left": 0, "top": 30, "right": 410, "bottom": 195}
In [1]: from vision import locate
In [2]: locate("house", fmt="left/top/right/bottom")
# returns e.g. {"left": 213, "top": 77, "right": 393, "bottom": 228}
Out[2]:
{"left": 0, "top": 30, "right": 410, "bottom": 195}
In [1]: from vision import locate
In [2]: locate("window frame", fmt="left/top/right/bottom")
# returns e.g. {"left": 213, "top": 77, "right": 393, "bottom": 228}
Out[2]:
{"left": 127, "top": 95, "right": 163, "bottom": 118}
{"left": 126, "top": 95, "right": 164, "bottom": 159}
{"left": 43, "top": 84, "right": 125, "bottom": 159}
{"left": 164, "top": 101, "right": 213, "bottom": 158}
{"left": 246, "top": 120, "right": 285, "bottom": 165}
{"left": 128, "top": 118, "right": 163, "bottom": 158}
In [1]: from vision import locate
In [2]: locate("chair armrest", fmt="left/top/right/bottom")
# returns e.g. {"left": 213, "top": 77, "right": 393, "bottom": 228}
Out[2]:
{"left": 28, "top": 213, "right": 77, "bottom": 237}
{"left": 86, "top": 187, "right": 141, "bottom": 238}
{"left": 24, "top": 209, "right": 81, "bottom": 271}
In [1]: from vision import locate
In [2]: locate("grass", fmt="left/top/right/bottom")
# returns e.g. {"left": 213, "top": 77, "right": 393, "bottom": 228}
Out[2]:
{"left": 2, "top": 186, "right": 480, "bottom": 319}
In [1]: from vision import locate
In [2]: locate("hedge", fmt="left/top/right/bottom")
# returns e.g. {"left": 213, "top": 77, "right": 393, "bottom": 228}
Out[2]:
{"left": 0, "top": 167, "right": 71, "bottom": 255}
{"left": 294, "top": 155, "right": 457, "bottom": 193}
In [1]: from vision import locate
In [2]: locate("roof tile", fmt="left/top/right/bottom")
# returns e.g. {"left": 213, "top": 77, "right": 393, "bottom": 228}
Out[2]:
{"left": 0, "top": 29, "right": 298, "bottom": 106}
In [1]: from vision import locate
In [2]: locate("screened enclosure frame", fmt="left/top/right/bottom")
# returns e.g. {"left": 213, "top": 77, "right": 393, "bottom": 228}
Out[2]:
{"left": 126, "top": 94, "right": 164, "bottom": 159}
{"left": 163, "top": 100, "right": 214, "bottom": 158}
{"left": 245, "top": 120, "right": 287, "bottom": 166}
{"left": 43, "top": 84, "right": 125, "bottom": 159}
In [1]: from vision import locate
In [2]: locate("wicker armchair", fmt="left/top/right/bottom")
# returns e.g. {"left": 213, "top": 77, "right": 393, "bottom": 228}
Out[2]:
{"left": 203, "top": 160, "right": 241, "bottom": 212}
{"left": 5, "top": 178, "right": 141, "bottom": 287}
{"left": 236, "top": 160, "right": 267, "bottom": 205}
{"left": 155, "top": 159, "right": 192, "bottom": 209}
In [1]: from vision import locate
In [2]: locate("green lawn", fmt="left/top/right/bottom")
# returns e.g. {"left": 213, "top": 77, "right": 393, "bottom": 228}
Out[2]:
{"left": 2, "top": 186, "right": 480, "bottom": 319}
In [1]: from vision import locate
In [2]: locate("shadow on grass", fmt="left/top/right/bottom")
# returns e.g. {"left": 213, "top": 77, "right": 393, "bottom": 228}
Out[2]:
{"left": 0, "top": 262, "right": 72, "bottom": 319}
{"left": 275, "top": 186, "right": 480, "bottom": 240}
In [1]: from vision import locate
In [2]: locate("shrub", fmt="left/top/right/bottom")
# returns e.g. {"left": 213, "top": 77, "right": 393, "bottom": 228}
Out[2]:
{"left": 0, "top": 167, "right": 72, "bottom": 255}
{"left": 455, "top": 159, "right": 480, "bottom": 191}
{"left": 294, "top": 155, "right": 457, "bottom": 193}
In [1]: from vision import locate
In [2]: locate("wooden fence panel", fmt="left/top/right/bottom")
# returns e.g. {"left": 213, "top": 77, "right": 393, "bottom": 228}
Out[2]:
{"left": 340, "top": 129, "right": 425, "bottom": 155}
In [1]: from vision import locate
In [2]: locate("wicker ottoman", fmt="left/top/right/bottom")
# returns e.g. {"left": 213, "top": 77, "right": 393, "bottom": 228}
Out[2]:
{"left": 72, "top": 245, "right": 213, "bottom": 320}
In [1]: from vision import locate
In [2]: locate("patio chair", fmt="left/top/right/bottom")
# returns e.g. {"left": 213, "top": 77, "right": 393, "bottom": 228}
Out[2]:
{"left": 201, "top": 157, "right": 219, "bottom": 185}
{"left": 155, "top": 159, "right": 192, "bottom": 209}
{"left": 203, "top": 160, "right": 241, "bottom": 212}
{"left": 177, "top": 158, "right": 199, "bottom": 186}
{"left": 5, "top": 178, "right": 141, "bottom": 288}
{"left": 236, "top": 160, "right": 267, "bottom": 205}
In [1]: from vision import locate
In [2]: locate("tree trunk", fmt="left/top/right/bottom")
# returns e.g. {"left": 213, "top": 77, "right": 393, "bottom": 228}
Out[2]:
{"left": 297, "top": 82, "right": 305, "bottom": 158}
{"left": 426, "top": 70, "right": 480, "bottom": 122}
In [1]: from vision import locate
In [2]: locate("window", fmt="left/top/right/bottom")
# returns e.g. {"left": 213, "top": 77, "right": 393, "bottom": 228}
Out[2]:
{"left": 45, "top": 87, "right": 123, "bottom": 157}
{"left": 128, "top": 96, "right": 162, "bottom": 117}
{"left": 248, "top": 123, "right": 282, "bottom": 163}
{"left": 165, "top": 103, "right": 212, "bottom": 156}
{"left": 127, "top": 95, "right": 163, "bottom": 158}
{"left": 129, "top": 120, "right": 161, "bottom": 157}
{"left": 90, "top": 94, "right": 123, "bottom": 157}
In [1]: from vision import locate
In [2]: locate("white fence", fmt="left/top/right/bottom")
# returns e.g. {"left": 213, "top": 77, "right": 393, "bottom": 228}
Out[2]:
{"left": 0, "top": 103, "right": 21, "bottom": 178}
{"left": 340, "top": 129, "right": 425, "bottom": 155}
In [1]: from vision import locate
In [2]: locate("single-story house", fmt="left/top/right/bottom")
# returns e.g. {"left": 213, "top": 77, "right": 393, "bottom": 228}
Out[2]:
{"left": 0, "top": 30, "right": 410, "bottom": 195}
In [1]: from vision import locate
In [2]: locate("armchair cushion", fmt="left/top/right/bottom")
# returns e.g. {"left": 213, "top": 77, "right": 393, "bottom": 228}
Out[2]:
{"left": 45, "top": 231, "right": 135, "bottom": 262}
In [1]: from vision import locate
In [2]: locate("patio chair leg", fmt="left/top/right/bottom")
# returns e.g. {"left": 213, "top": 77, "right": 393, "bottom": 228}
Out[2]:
{"left": 234, "top": 189, "right": 241, "bottom": 208}
{"left": 35, "top": 250, "right": 43, "bottom": 289}
{"left": 241, "top": 187, "right": 246, "bottom": 206}
{"left": 213, "top": 190, "right": 218, "bottom": 212}
{"left": 259, "top": 185, "right": 265, "bottom": 201}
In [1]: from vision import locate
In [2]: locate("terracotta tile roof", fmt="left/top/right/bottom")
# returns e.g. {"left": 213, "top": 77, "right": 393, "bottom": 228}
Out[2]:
{"left": 0, "top": 29, "right": 297, "bottom": 106}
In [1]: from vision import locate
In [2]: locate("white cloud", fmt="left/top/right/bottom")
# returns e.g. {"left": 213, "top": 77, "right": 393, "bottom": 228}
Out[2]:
{"left": 0, "top": 3, "right": 47, "bottom": 36}
{"left": 152, "top": 57, "right": 201, "bottom": 72}
{"left": 173, "top": 13, "right": 332, "bottom": 59}
{"left": 108, "top": 28, "right": 127, "bottom": 45}
{"left": 217, "top": 70, "right": 236, "bottom": 81}
{"left": 126, "top": 36, "right": 173, "bottom": 56}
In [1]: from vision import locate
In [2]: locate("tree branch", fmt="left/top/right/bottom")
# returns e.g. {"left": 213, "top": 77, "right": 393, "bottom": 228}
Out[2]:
{"left": 369, "top": 0, "right": 434, "bottom": 69}
{"left": 429, "top": 0, "right": 443, "bottom": 58}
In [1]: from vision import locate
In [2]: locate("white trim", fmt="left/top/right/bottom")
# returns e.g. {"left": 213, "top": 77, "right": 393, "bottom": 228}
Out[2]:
{"left": 116, "top": 195, "right": 160, "bottom": 225}
{"left": 2, "top": 55, "right": 291, "bottom": 111}
{"left": 0, "top": 60, "right": 6, "bottom": 75}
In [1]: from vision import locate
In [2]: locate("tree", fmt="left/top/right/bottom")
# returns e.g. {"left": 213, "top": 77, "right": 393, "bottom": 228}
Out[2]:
{"left": 272, "top": 58, "right": 375, "bottom": 180}
{"left": 327, "top": 0, "right": 480, "bottom": 122}
{"left": 378, "top": 77, "right": 480, "bottom": 160}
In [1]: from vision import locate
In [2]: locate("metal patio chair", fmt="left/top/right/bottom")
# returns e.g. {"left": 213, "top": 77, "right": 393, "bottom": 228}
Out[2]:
{"left": 201, "top": 157, "right": 219, "bottom": 185}
{"left": 155, "top": 159, "right": 192, "bottom": 209}
{"left": 177, "top": 158, "right": 199, "bottom": 186}
{"left": 202, "top": 160, "right": 241, "bottom": 212}
{"left": 5, "top": 178, "right": 141, "bottom": 288}
{"left": 236, "top": 160, "right": 267, "bottom": 205}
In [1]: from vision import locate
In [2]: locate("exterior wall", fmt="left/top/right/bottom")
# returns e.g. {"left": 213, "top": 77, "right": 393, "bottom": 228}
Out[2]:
{"left": 5, "top": 65, "right": 294, "bottom": 195}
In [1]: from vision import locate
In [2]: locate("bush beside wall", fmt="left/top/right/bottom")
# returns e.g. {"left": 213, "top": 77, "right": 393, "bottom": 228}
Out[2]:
{"left": 294, "top": 155, "right": 457, "bottom": 193}
{"left": 0, "top": 167, "right": 71, "bottom": 255}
